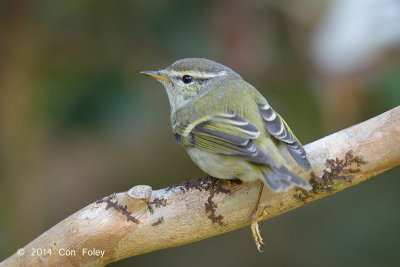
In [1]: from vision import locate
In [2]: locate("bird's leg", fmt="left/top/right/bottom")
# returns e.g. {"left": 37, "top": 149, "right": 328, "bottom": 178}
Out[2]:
{"left": 251, "top": 181, "right": 265, "bottom": 252}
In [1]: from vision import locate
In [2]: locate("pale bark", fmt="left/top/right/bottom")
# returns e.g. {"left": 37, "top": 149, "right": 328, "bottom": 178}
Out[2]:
{"left": 2, "top": 106, "right": 399, "bottom": 267}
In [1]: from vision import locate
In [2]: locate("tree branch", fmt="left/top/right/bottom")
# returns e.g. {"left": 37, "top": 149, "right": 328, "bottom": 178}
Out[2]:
{"left": 2, "top": 106, "right": 399, "bottom": 266}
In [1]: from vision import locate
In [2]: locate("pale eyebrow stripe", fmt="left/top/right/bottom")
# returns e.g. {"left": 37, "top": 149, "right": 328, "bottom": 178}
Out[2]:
{"left": 169, "top": 70, "right": 228, "bottom": 79}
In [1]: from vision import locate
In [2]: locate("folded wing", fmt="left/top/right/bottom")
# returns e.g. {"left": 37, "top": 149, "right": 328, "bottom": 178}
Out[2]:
{"left": 174, "top": 113, "right": 271, "bottom": 165}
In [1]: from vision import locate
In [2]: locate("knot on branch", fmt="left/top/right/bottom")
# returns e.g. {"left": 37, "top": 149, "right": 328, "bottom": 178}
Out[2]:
{"left": 96, "top": 194, "right": 140, "bottom": 223}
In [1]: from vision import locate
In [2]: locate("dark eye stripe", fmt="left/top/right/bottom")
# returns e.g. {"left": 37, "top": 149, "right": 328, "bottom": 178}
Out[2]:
{"left": 196, "top": 78, "right": 210, "bottom": 82}
{"left": 174, "top": 75, "right": 211, "bottom": 84}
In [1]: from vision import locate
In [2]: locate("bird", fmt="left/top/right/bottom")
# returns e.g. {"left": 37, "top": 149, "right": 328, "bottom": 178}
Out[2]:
{"left": 141, "top": 58, "right": 311, "bottom": 251}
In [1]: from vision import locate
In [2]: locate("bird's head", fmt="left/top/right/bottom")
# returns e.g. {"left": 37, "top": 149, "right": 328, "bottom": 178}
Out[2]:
{"left": 141, "top": 58, "right": 241, "bottom": 112}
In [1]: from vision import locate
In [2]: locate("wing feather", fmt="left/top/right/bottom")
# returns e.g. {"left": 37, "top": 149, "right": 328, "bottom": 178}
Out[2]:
{"left": 174, "top": 113, "right": 270, "bottom": 165}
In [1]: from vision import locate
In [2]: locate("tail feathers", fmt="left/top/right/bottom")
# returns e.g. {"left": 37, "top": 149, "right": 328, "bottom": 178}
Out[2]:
{"left": 262, "top": 166, "right": 311, "bottom": 192}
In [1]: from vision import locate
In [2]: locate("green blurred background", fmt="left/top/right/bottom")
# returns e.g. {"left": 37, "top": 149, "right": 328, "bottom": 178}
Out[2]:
{"left": 1, "top": 0, "right": 399, "bottom": 266}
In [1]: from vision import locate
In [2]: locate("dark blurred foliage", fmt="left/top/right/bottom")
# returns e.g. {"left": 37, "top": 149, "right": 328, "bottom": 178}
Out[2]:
{"left": 0, "top": 0, "right": 399, "bottom": 266}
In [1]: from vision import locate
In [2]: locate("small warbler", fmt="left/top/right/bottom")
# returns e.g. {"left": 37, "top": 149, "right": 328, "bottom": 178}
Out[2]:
{"left": 141, "top": 58, "right": 311, "bottom": 250}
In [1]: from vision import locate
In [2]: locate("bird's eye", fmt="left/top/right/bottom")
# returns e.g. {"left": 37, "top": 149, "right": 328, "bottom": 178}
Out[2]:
{"left": 182, "top": 75, "right": 194, "bottom": 84}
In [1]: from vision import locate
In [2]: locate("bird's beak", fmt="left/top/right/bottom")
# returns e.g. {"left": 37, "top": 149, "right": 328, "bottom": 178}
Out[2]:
{"left": 140, "top": 70, "right": 170, "bottom": 82}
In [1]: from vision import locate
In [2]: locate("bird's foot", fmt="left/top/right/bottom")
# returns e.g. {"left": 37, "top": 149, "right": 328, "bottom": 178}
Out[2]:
{"left": 251, "top": 221, "right": 264, "bottom": 252}
{"left": 251, "top": 207, "right": 268, "bottom": 252}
